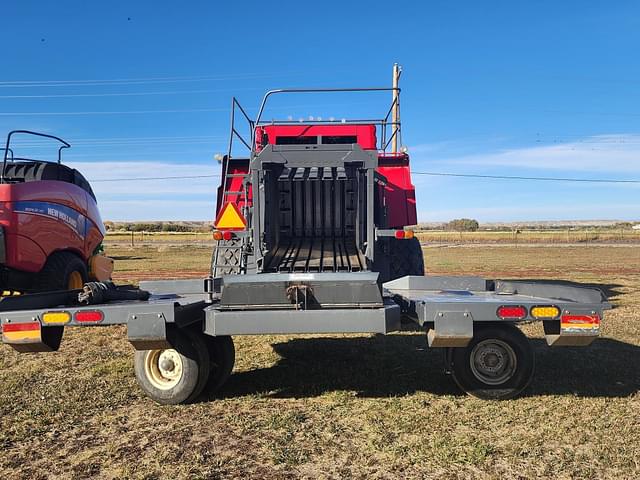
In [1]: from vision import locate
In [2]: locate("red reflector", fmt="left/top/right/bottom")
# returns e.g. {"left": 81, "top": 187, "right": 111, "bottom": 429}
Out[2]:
{"left": 497, "top": 305, "right": 527, "bottom": 320}
{"left": 2, "top": 321, "right": 40, "bottom": 332}
{"left": 75, "top": 310, "right": 104, "bottom": 323}
{"left": 561, "top": 314, "right": 600, "bottom": 326}
{"left": 394, "top": 230, "right": 405, "bottom": 239}
{"left": 222, "top": 231, "right": 233, "bottom": 241}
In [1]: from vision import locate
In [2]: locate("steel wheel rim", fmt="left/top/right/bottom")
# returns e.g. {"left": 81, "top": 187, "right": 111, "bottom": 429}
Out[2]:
{"left": 144, "top": 349, "right": 183, "bottom": 390}
{"left": 469, "top": 339, "right": 517, "bottom": 386}
{"left": 68, "top": 271, "right": 84, "bottom": 289}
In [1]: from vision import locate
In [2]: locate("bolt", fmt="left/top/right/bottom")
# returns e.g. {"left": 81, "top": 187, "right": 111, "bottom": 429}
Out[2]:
{"left": 132, "top": 315, "right": 137, "bottom": 320}
{"left": 157, "top": 314, "right": 162, "bottom": 318}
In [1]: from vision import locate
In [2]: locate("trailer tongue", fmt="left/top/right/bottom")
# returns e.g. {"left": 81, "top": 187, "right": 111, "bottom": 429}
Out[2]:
{"left": 0, "top": 68, "right": 611, "bottom": 404}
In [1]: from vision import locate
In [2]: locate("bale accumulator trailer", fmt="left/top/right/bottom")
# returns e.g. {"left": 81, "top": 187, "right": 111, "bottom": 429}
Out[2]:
{"left": 0, "top": 73, "right": 610, "bottom": 404}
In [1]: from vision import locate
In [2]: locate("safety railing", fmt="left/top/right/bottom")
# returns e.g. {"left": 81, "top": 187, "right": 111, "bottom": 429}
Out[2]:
{"left": 1, "top": 130, "right": 71, "bottom": 183}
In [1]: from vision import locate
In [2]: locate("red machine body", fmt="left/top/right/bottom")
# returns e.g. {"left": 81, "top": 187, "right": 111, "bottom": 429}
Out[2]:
{"left": 217, "top": 123, "right": 417, "bottom": 229}
{"left": 0, "top": 180, "right": 104, "bottom": 274}
{"left": 0, "top": 129, "right": 108, "bottom": 292}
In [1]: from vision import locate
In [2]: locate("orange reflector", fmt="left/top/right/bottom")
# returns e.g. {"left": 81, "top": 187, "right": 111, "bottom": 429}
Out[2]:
{"left": 531, "top": 306, "right": 560, "bottom": 319}
{"left": 214, "top": 202, "right": 246, "bottom": 231}
{"left": 497, "top": 305, "right": 527, "bottom": 320}
{"left": 2, "top": 321, "right": 41, "bottom": 342}
{"left": 213, "top": 231, "right": 223, "bottom": 241}
{"left": 42, "top": 311, "right": 71, "bottom": 325}
{"left": 405, "top": 229, "right": 415, "bottom": 239}
{"left": 75, "top": 310, "right": 104, "bottom": 323}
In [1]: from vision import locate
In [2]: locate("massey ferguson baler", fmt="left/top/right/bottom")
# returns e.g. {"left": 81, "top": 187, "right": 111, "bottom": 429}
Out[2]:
{"left": 212, "top": 92, "right": 424, "bottom": 282}
{"left": 0, "top": 69, "right": 611, "bottom": 404}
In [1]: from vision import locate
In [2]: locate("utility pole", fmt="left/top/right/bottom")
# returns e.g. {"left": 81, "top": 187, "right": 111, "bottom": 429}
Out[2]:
{"left": 391, "top": 63, "right": 402, "bottom": 154}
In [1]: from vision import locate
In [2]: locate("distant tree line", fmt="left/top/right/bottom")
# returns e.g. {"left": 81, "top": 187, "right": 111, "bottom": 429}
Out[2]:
{"left": 444, "top": 218, "right": 480, "bottom": 232}
{"left": 103, "top": 221, "right": 213, "bottom": 233}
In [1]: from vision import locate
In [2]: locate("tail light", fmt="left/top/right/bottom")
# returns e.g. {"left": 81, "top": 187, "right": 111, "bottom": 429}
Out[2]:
{"left": 394, "top": 229, "right": 415, "bottom": 239}
{"left": 75, "top": 310, "right": 104, "bottom": 323}
{"left": 531, "top": 306, "right": 560, "bottom": 319}
{"left": 42, "top": 311, "right": 71, "bottom": 325}
{"left": 497, "top": 305, "right": 527, "bottom": 320}
{"left": 213, "top": 231, "right": 233, "bottom": 241}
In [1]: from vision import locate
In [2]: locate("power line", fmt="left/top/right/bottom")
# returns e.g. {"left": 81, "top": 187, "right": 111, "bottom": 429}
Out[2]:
{"left": 0, "top": 100, "right": 369, "bottom": 117}
{"left": 88, "top": 171, "right": 640, "bottom": 184}
{"left": 92, "top": 174, "right": 219, "bottom": 182}
{"left": 0, "top": 74, "right": 240, "bottom": 85}
{"left": 11, "top": 134, "right": 225, "bottom": 143}
{"left": 0, "top": 87, "right": 263, "bottom": 99}
{"left": 0, "top": 108, "right": 228, "bottom": 116}
{"left": 13, "top": 138, "right": 226, "bottom": 147}
{"left": 411, "top": 171, "right": 640, "bottom": 184}
{"left": 0, "top": 72, "right": 303, "bottom": 88}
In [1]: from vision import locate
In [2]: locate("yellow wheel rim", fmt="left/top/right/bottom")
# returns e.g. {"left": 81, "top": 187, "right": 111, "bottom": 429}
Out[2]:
{"left": 68, "top": 271, "right": 84, "bottom": 289}
{"left": 144, "top": 349, "right": 183, "bottom": 390}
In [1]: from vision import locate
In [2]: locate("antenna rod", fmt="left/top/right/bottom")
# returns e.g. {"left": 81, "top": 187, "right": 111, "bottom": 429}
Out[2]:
{"left": 391, "top": 63, "right": 402, "bottom": 154}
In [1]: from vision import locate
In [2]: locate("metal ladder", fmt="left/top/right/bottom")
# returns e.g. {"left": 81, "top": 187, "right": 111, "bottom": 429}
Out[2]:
{"left": 211, "top": 96, "right": 257, "bottom": 277}
{"left": 211, "top": 163, "right": 251, "bottom": 277}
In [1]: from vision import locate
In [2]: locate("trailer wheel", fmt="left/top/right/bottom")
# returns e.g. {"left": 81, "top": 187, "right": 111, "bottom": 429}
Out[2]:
{"left": 448, "top": 324, "right": 535, "bottom": 400}
{"left": 34, "top": 251, "right": 88, "bottom": 292}
{"left": 205, "top": 335, "right": 235, "bottom": 393}
{"left": 134, "top": 328, "right": 210, "bottom": 405}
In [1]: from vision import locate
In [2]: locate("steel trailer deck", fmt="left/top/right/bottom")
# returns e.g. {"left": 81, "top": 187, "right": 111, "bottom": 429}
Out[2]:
{"left": 0, "top": 272, "right": 610, "bottom": 402}
{"left": 0, "top": 274, "right": 609, "bottom": 346}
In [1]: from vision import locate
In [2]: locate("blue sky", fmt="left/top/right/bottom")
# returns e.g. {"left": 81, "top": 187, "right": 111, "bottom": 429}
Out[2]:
{"left": 1, "top": 1, "right": 638, "bottom": 222}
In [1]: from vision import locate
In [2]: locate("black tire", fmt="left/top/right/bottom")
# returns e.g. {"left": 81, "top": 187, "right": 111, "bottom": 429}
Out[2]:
{"left": 205, "top": 335, "right": 235, "bottom": 393}
{"left": 448, "top": 324, "right": 535, "bottom": 400}
{"left": 134, "top": 328, "right": 210, "bottom": 405}
{"left": 34, "top": 251, "right": 88, "bottom": 292}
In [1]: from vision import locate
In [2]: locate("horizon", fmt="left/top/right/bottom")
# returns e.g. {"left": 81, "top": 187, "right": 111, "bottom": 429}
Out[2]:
{"left": 102, "top": 219, "right": 640, "bottom": 226}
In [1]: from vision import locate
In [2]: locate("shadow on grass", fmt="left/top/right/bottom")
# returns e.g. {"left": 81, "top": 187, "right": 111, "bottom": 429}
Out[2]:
{"left": 217, "top": 334, "right": 639, "bottom": 400}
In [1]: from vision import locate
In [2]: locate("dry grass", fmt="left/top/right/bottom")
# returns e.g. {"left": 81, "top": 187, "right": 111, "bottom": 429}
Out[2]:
{"left": 105, "top": 229, "right": 640, "bottom": 247}
{"left": 1, "top": 244, "right": 639, "bottom": 479}
{"left": 415, "top": 229, "right": 640, "bottom": 244}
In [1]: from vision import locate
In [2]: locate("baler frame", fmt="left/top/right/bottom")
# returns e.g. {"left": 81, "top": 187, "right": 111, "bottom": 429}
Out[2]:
{"left": 214, "top": 87, "right": 410, "bottom": 278}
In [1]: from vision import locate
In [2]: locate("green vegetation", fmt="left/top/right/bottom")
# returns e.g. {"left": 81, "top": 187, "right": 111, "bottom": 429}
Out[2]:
{"left": 104, "top": 221, "right": 212, "bottom": 233}
{"left": 444, "top": 218, "right": 480, "bottom": 232}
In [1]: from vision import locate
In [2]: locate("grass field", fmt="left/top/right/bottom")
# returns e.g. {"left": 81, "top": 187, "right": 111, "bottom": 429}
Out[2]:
{"left": 1, "top": 244, "right": 639, "bottom": 479}
{"left": 105, "top": 228, "right": 640, "bottom": 246}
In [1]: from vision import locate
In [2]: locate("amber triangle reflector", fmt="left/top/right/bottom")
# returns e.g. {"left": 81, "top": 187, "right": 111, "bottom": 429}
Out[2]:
{"left": 214, "top": 202, "right": 246, "bottom": 230}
